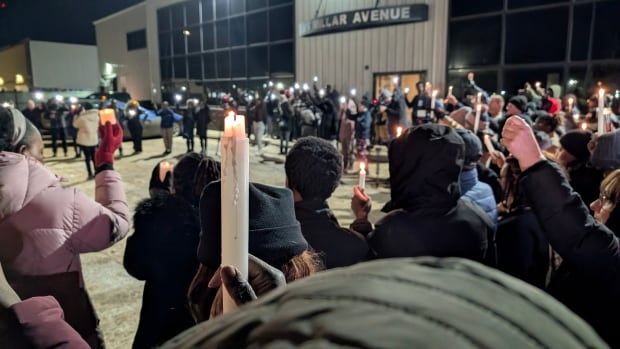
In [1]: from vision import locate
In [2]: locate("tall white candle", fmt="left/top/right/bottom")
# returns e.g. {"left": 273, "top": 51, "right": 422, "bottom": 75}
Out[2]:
{"left": 396, "top": 126, "right": 403, "bottom": 137}
{"left": 359, "top": 162, "right": 366, "bottom": 190}
{"left": 221, "top": 113, "right": 249, "bottom": 314}
{"left": 474, "top": 104, "right": 482, "bottom": 133}
{"left": 430, "top": 90, "right": 438, "bottom": 118}
{"left": 483, "top": 134, "right": 495, "bottom": 153}
{"left": 476, "top": 92, "right": 482, "bottom": 105}
{"left": 448, "top": 85, "right": 453, "bottom": 97}
{"left": 567, "top": 97, "right": 574, "bottom": 113}
{"left": 598, "top": 89, "right": 606, "bottom": 134}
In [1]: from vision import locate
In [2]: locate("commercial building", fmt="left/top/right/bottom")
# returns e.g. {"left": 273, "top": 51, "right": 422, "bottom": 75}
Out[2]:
{"left": 93, "top": 0, "right": 620, "bottom": 103}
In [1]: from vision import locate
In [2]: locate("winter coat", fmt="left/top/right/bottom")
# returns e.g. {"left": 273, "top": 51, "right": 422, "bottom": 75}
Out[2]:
{"left": 159, "top": 108, "right": 175, "bottom": 129}
{"left": 567, "top": 161, "right": 603, "bottom": 209}
{"left": 124, "top": 194, "right": 201, "bottom": 349}
{"left": 163, "top": 258, "right": 607, "bottom": 349}
{"left": 339, "top": 109, "right": 355, "bottom": 142}
{"left": 354, "top": 110, "right": 372, "bottom": 140}
{"left": 0, "top": 152, "right": 129, "bottom": 347}
{"left": 295, "top": 200, "right": 369, "bottom": 269}
{"left": 367, "top": 126, "right": 493, "bottom": 263}
{"left": 520, "top": 160, "right": 620, "bottom": 347}
{"left": 183, "top": 109, "right": 196, "bottom": 138}
{"left": 318, "top": 99, "right": 338, "bottom": 141}
{"left": 196, "top": 106, "right": 210, "bottom": 137}
{"left": 496, "top": 207, "right": 550, "bottom": 289}
{"left": 278, "top": 99, "right": 293, "bottom": 131}
{"left": 407, "top": 94, "right": 432, "bottom": 122}
{"left": 460, "top": 168, "right": 498, "bottom": 229}
{"left": 72, "top": 109, "right": 99, "bottom": 147}
{"left": 477, "top": 162, "right": 504, "bottom": 203}
{"left": 248, "top": 101, "right": 266, "bottom": 124}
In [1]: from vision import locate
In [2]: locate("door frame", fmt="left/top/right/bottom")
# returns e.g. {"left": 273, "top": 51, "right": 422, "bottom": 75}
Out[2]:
{"left": 372, "top": 70, "right": 427, "bottom": 98}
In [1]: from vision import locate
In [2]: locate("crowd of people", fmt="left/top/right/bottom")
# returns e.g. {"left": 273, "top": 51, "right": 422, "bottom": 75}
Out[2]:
{"left": 0, "top": 71, "right": 620, "bottom": 348}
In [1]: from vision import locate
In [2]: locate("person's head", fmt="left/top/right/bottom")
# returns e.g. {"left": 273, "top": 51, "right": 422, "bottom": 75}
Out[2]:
{"left": 562, "top": 93, "right": 577, "bottom": 112}
{"left": 467, "top": 71, "right": 475, "bottom": 82}
{"left": 455, "top": 129, "right": 482, "bottom": 170}
{"left": 590, "top": 130, "right": 620, "bottom": 173}
{"left": 488, "top": 94, "right": 504, "bottom": 116}
{"left": 416, "top": 82, "right": 425, "bottom": 94}
{"left": 172, "top": 153, "right": 221, "bottom": 205}
{"left": 534, "top": 111, "right": 559, "bottom": 134}
{"left": 26, "top": 100, "right": 35, "bottom": 110}
{"left": 0, "top": 107, "right": 44, "bottom": 162}
{"left": 82, "top": 102, "right": 94, "bottom": 111}
{"left": 590, "top": 170, "right": 620, "bottom": 227}
{"left": 557, "top": 130, "right": 592, "bottom": 168}
{"left": 285, "top": 137, "right": 342, "bottom": 202}
{"left": 197, "top": 181, "right": 323, "bottom": 320}
{"left": 507, "top": 96, "right": 527, "bottom": 116}
{"left": 388, "top": 124, "right": 464, "bottom": 211}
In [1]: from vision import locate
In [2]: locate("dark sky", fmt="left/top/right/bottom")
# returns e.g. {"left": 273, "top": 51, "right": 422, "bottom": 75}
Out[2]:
{"left": 0, "top": 0, "right": 144, "bottom": 48}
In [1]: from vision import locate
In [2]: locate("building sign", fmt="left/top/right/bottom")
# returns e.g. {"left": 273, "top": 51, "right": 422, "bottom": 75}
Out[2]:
{"left": 300, "top": 4, "right": 429, "bottom": 37}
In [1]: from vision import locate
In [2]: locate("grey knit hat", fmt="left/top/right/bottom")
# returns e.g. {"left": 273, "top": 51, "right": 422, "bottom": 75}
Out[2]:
{"left": 591, "top": 130, "right": 620, "bottom": 171}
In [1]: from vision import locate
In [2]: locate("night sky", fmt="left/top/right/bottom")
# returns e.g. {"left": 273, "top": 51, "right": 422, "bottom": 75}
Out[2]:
{"left": 0, "top": 0, "right": 144, "bottom": 48}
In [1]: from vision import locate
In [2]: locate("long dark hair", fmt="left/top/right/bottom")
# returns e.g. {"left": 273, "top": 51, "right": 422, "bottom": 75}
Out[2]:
{"left": 502, "top": 157, "right": 524, "bottom": 213}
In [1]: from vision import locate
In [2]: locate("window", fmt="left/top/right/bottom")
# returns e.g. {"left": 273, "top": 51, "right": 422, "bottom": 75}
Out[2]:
{"left": 269, "top": 42, "right": 293, "bottom": 75}
{"left": 157, "top": 8, "right": 170, "bottom": 32}
{"left": 202, "top": 0, "right": 214, "bottom": 21}
{"left": 230, "top": 16, "right": 245, "bottom": 46}
{"left": 216, "top": 0, "right": 228, "bottom": 18}
{"left": 505, "top": 8, "right": 568, "bottom": 64}
{"left": 159, "top": 33, "right": 171, "bottom": 57}
{"left": 217, "top": 50, "right": 230, "bottom": 78}
{"left": 591, "top": 64, "right": 620, "bottom": 92}
{"left": 127, "top": 29, "right": 147, "bottom": 51}
{"left": 231, "top": 48, "right": 246, "bottom": 77}
{"left": 188, "top": 55, "right": 203, "bottom": 80}
{"left": 503, "top": 67, "right": 564, "bottom": 95}
{"left": 173, "top": 32, "right": 186, "bottom": 55}
{"left": 269, "top": 5, "right": 293, "bottom": 41}
{"left": 247, "top": 46, "right": 268, "bottom": 76}
{"left": 592, "top": 1, "right": 620, "bottom": 60}
{"left": 202, "top": 23, "right": 215, "bottom": 50}
{"left": 173, "top": 57, "right": 187, "bottom": 79}
{"left": 203, "top": 53, "right": 216, "bottom": 78}
{"left": 247, "top": 0, "right": 267, "bottom": 12}
{"left": 270, "top": 0, "right": 291, "bottom": 6}
{"left": 216, "top": 20, "right": 229, "bottom": 48}
{"left": 448, "top": 16, "right": 501, "bottom": 69}
{"left": 450, "top": 0, "right": 503, "bottom": 18}
{"left": 187, "top": 26, "right": 201, "bottom": 53}
{"left": 571, "top": 3, "right": 592, "bottom": 61}
{"left": 186, "top": 0, "right": 200, "bottom": 25}
{"left": 247, "top": 12, "right": 267, "bottom": 44}
{"left": 230, "top": 0, "right": 245, "bottom": 15}
{"left": 160, "top": 58, "right": 172, "bottom": 79}
{"left": 508, "top": 0, "right": 568, "bottom": 10}
{"left": 171, "top": 4, "right": 184, "bottom": 29}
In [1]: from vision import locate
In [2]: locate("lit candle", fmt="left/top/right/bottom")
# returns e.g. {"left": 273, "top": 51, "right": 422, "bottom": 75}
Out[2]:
{"left": 396, "top": 126, "right": 403, "bottom": 137}
{"left": 567, "top": 97, "right": 574, "bottom": 113}
{"left": 598, "top": 89, "right": 606, "bottom": 134}
{"left": 448, "top": 85, "right": 453, "bottom": 97}
{"left": 474, "top": 104, "right": 482, "bottom": 133}
{"left": 359, "top": 162, "right": 366, "bottom": 190}
{"left": 221, "top": 112, "right": 249, "bottom": 314}
{"left": 430, "top": 90, "right": 438, "bottom": 118}
{"left": 476, "top": 92, "right": 482, "bottom": 105}
{"left": 404, "top": 87, "right": 410, "bottom": 94}
{"left": 581, "top": 122, "right": 588, "bottom": 131}
{"left": 483, "top": 134, "right": 495, "bottom": 153}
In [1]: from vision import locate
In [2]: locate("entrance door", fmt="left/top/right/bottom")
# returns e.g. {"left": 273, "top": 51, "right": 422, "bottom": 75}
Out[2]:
{"left": 374, "top": 71, "right": 426, "bottom": 123}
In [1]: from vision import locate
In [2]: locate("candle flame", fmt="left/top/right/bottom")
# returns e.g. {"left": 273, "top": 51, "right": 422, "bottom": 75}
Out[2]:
{"left": 360, "top": 162, "right": 366, "bottom": 171}
{"left": 396, "top": 127, "right": 403, "bottom": 137}
{"left": 228, "top": 111, "right": 235, "bottom": 118}
{"left": 581, "top": 123, "right": 588, "bottom": 130}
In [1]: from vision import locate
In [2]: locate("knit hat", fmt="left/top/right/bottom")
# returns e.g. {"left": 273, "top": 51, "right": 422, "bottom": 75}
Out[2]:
{"left": 198, "top": 181, "right": 308, "bottom": 269}
{"left": 508, "top": 95, "right": 528, "bottom": 114}
{"left": 560, "top": 130, "right": 592, "bottom": 162}
{"left": 455, "top": 128, "right": 482, "bottom": 166}
{"left": 591, "top": 130, "right": 620, "bottom": 171}
{"left": 172, "top": 153, "right": 204, "bottom": 203}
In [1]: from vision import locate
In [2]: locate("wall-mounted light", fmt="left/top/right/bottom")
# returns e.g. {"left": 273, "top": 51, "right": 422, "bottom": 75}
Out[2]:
{"left": 182, "top": 29, "right": 191, "bottom": 36}
{"left": 174, "top": 94, "right": 182, "bottom": 102}
{"left": 15, "top": 74, "right": 24, "bottom": 85}
{"left": 181, "top": 86, "right": 187, "bottom": 92}
{"left": 34, "top": 91, "right": 44, "bottom": 101}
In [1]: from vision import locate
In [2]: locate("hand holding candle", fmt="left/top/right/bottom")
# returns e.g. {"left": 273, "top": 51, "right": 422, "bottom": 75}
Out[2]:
{"left": 359, "top": 162, "right": 366, "bottom": 190}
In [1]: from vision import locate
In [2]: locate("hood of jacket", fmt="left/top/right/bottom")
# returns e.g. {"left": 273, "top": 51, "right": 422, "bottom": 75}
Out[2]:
{"left": 388, "top": 124, "right": 464, "bottom": 212}
{"left": 0, "top": 152, "right": 59, "bottom": 222}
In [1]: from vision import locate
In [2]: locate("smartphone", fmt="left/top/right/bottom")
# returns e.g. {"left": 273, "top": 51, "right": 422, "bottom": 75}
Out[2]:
{"left": 99, "top": 108, "right": 117, "bottom": 125}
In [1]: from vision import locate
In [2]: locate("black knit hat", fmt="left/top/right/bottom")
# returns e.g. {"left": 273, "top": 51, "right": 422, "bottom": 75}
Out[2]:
{"left": 197, "top": 181, "right": 308, "bottom": 269}
{"left": 560, "top": 130, "right": 592, "bottom": 162}
{"left": 455, "top": 128, "right": 482, "bottom": 166}
{"left": 508, "top": 95, "right": 528, "bottom": 114}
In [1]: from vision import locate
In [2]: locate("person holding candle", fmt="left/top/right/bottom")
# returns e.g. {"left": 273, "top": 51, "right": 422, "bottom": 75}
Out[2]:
{"left": 340, "top": 96, "right": 357, "bottom": 173}
{"left": 278, "top": 90, "right": 293, "bottom": 155}
{"left": 72, "top": 102, "right": 100, "bottom": 180}
{"left": 406, "top": 81, "right": 432, "bottom": 125}
{"left": 124, "top": 154, "right": 221, "bottom": 349}
{"left": 248, "top": 93, "right": 266, "bottom": 155}
{"left": 487, "top": 94, "right": 505, "bottom": 134}
{"left": 351, "top": 124, "right": 493, "bottom": 263}
{"left": 284, "top": 137, "right": 370, "bottom": 269}
{"left": 125, "top": 99, "right": 145, "bottom": 154}
{"left": 353, "top": 96, "right": 373, "bottom": 164}
{"left": 183, "top": 100, "right": 198, "bottom": 153}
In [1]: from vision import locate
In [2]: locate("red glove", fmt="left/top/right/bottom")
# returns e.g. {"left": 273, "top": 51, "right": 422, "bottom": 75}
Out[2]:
{"left": 95, "top": 122, "right": 123, "bottom": 167}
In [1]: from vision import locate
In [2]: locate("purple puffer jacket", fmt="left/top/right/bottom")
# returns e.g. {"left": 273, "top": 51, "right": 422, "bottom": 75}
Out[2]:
{"left": 0, "top": 152, "right": 130, "bottom": 279}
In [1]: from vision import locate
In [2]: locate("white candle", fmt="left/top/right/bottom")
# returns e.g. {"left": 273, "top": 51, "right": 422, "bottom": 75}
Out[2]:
{"left": 474, "top": 104, "right": 482, "bottom": 133}
{"left": 430, "top": 90, "right": 438, "bottom": 118}
{"left": 396, "top": 126, "right": 403, "bottom": 137}
{"left": 567, "top": 97, "right": 574, "bottom": 113}
{"left": 448, "top": 86, "right": 453, "bottom": 97}
{"left": 476, "top": 92, "right": 482, "bottom": 105}
{"left": 221, "top": 112, "right": 249, "bottom": 314}
{"left": 359, "top": 162, "right": 366, "bottom": 190}
{"left": 598, "top": 89, "right": 606, "bottom": 134}
{"left": 483, "top": 134, "right": 495, "bottom": 153}
{"left": 581, "top": 122, "right": 588, "bottom": 131}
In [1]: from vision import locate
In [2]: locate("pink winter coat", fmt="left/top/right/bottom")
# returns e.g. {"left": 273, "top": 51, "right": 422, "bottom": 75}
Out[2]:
{"left": 0, "top": 152, "right": 130, "bottom": 279}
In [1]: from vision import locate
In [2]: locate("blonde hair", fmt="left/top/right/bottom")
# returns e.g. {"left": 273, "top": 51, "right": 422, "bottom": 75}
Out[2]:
{"left": 601, "top": 170, "right": 620, "bottom": 205}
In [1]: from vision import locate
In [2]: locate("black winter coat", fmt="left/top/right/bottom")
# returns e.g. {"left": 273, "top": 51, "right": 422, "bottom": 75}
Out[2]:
{"left": 318, "top": 99, "right": 338, "bottom": 140}
{"left": 295, "top": 200, "right": 369, "bottom": 269}
{"left": 368, "top": 126, "right": 493, "bottom": 263}
{"left": 123, "top": 194, "right": 201, "bottom": 349}
{"left": 196, "top": 106, "right": 210, "bottom": 137}
{"left": 566, "top": 161, "right": 603, "bottom": 210}
{"left": 520, "top": 160, "right": 620, "bottom": 347}
{"left": 183, "top": 109, "right": 197, "bottom": 138}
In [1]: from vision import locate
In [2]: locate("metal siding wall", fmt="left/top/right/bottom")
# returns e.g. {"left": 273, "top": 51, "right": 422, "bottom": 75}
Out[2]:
{"left": 295, "top": 0, "right": 448, "bottom": 96}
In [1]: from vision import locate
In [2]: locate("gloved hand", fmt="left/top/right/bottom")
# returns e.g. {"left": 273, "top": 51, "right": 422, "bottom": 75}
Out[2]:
{"left": 95, "top": 122, "right": 123, "bottom": 167}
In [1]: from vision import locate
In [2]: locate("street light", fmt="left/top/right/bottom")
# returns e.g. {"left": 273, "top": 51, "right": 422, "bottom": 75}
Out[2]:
{"left": 15, "top": 74, "right": 24, "bottom": 85}
{"left": 34, "top": 91, "right": 44, "bottom": 101}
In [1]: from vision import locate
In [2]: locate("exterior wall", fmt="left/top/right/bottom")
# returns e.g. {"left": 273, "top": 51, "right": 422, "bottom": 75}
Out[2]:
{"left": 295, "top": 0, "right": 448, "bottom": 96}
{"left": 95, "top": 3, "right": 151, "bottom": 100}
{"left": 29, "top": 41, "right": 100, "bottom": 90}
{"left": 0, "top": 42, "right": 30, "bottom": 90}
